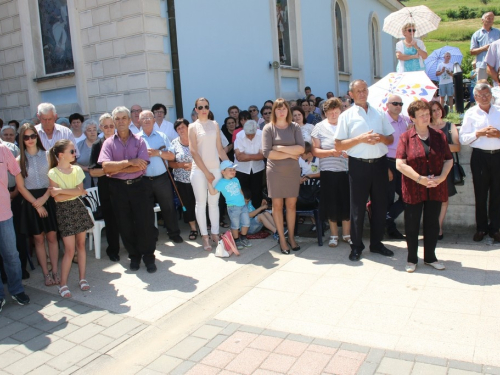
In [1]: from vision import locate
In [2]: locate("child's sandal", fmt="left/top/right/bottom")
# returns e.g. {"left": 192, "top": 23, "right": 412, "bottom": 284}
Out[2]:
{"left": 58, "top": 285, "right": 72, "bottom": 298}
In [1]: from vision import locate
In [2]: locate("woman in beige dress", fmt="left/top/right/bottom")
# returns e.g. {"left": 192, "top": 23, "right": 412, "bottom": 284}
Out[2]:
{"left": 262, "top": 99, "right": 305, "bottom": 254}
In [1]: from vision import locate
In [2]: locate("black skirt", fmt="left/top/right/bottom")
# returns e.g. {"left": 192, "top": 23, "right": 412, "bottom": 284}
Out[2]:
{"left": 55, "top": 198, "right": 94, "bottom": 237}
{"left": 20, "top": 188, "right": 58, "bottom": 235}
{"left": 320, "top": 170, "right": 350, "bottom": 222}
{"left": 446, "top": 164, "right": 457, "bottom": 197}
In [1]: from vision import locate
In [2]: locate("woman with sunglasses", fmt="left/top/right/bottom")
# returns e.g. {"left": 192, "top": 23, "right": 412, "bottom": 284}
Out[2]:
{"left": 16, "top": 123, "right": 60, "bottom": 286}
{"left": 88, "top": 113, "right": 121, "bottom": 262}
{"left": 48, "top": 140, "right": 93, "bottom": 298}
{"left": 189, "top": 98, "right": 229, "bottom": 251}
{"left": 396, "top": 23, "right": 428, "bottom": 73}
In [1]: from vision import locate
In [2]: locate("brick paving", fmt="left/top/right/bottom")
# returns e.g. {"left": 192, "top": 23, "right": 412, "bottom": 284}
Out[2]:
{"left": 144, "top": 320, "right": 500, "bottom": 375}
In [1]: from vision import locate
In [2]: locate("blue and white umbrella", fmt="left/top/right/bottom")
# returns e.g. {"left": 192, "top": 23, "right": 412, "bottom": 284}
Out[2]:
{"left": 425, "top": 46, "right": 463, "bottom": 82}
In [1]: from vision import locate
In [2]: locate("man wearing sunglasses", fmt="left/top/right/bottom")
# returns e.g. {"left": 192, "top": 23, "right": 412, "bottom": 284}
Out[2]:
{"left": 385, "top": 96, "right": 410, "bottom": 240}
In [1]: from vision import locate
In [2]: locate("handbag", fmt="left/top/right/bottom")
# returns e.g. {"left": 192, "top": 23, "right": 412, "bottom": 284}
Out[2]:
{"left": 221, "top": 230, "right": 240, "bottom": 256}
{"left": 80, "top": 195, "right": 103, "bottom": 220}
{"left": 452, "top": 152, "right": 466, "bottom": 186}
{"left": 215, "top": 240, "right": 230, "bottom": 257}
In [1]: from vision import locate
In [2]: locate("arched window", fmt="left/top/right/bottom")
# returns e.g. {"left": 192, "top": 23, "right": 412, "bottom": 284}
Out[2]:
{"left": 370, "top": 13, "right": 381, "bottom": 80}
{"left": 334, "top": 2, "right": 345, "bottom": 72}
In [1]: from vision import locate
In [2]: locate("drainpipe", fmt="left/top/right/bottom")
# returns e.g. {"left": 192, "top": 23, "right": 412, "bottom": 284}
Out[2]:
{"left": 167, "top": 0, "right": 183, "bottom": 118}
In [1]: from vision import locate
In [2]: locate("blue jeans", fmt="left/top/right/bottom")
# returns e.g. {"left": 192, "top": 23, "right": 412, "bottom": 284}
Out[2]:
{"left": 0, "top": 218, "right": 24, "bottom": 299}
{"left": 227, "top": 205, "right": 250, "bottom": 230}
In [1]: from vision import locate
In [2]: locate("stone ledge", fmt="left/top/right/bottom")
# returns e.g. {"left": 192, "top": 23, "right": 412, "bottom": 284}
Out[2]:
{"left": 33, "top": 72, "right": 76, "bottom": 83}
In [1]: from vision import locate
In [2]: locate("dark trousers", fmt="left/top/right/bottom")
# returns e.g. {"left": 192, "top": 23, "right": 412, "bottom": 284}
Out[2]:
{"left": 386, "top": 159, "right": 404, "bottom": 232}
{"left": 109, "top": 178, "right": 157, "bottom": 265}
{"left": 348, "top": 156, "right": 388, "bottom": 253}
{"left": 237, "top": 170, "right": 264, "bottom": 209}
{"left": 148, "top": 173, "right": 180, "bottom": 237}
{"left": 404, "top": 200, "right": 441, "bottom": 264}
{"left": 176, "top": 181, "right": 196, "bottom": 223}
{"left": 471, "top": 148, "right": 500, "bottom": 235}
{"left": 97, "top": 177, "right": 120, "bottom": 257}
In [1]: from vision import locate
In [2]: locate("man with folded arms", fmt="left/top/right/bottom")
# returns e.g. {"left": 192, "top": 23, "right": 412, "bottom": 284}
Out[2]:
{"left": 335, "top": 79, "right": 394, "bottom": 261}
{"left": 459, "top": 83, "right": 500, "bottom": 242}
{"left": 99, "top": 106, "right": 158, "bottom": 273}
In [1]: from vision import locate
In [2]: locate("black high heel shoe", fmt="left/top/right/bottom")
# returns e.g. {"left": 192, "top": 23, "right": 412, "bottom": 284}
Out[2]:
{"left": 288, "top": 240, "right": 301, "bottom": 251}
{"left": 280, "top": 247, "right": 290, "bottom": 254}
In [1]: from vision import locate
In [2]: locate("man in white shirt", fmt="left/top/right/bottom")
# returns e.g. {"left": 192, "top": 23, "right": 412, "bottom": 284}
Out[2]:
{"left": 459, "top": 83, "right": 500, "bottom": 242}
{"left": 129, "top": 104, "right": 142, "bottom": 134}
{"left": 35, "top": 103, "right": 79, "bottom": 157}
{"left": 234, "top": 121, "right": 265, "bottom": 209}
{"left": 335, "top": 80, "right": 394, "bottom": 261}
{"left": 436, "top": 52, "right": 455, "bottom": 110}
{"left": 152, "top": 103, "right": 177, "bottom": 141}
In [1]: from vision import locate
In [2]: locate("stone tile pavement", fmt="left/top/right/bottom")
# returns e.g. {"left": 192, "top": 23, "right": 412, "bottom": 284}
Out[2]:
{"left": 144, "top": 320, "right": 500, "bottom": 375}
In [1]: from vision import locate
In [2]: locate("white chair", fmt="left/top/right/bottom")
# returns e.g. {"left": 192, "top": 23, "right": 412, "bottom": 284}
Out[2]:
{"left": 85, "top": 187, "right": 106, "bottom": 259}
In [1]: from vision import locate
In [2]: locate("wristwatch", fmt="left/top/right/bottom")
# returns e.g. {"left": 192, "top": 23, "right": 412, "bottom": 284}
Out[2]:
{"left": 159, "top": 150, "right": 163, "bottom": 157}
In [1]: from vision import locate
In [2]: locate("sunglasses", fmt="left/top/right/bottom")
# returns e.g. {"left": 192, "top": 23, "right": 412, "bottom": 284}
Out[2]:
{"left": 23, "top": 134, "right": 37, "bottom": 141}
{"left": 390, "top": 102, "right": 404, "bottom": 106}
{"left": 68, "top": 149, "right": 76, "bottom": 154}
{"left": 407, "top": 29, "right": 416, "bottom": 32}
{"left": 102, "top": 124, "right": 115, "bottom": 129}
{"left": 197, "top": 105, "right": 209, "bottom": 110}
{"left": 263, "top": 112, "right": 271, "bottom": 115}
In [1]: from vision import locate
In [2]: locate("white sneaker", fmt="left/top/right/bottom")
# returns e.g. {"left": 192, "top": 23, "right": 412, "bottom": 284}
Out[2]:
{"left": 329, "top": 236, "right": 338, "bottom": 247}
{"left": 425, "top": 261, "right": 445, "bottom": 270}
{"left": 342, "top": 235, "right": 353, "bottom": 245}
{"left": 405, "top": 263, "right": 417, "bottom": 273}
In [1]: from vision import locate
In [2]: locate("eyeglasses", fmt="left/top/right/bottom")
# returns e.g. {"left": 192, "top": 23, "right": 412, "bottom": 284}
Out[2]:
{"left": 102, "top": 124, "right": 115, "bottom": 129}
{"left": 389, "top": 102, "right": 404, "bottom": 106}
{"left": 68, "top": 149, "right": 76, "bottom": 154}
{"left": 407, "top": 29, "right": 416, "bottom": 32}
{"left": 197, "top": 105, "right": 210, "bottom": 110}
{"left": 249, "top": 109, "right": 258, "bottom": 112}
{"left": 153, "top": 110, "right": 165, "bottom": 115}
{"left": 130, "top": 109, "right": 142, "bottom": 113}
{"left": 23, "top": 134, "right": 37, "bottom": 141}
{"left": 475, "top": 92, "right": 491, "bottom": 99}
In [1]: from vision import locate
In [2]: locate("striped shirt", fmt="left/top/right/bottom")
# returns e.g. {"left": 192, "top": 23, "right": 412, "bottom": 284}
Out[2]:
{"left": 311, "top": 119, "right": 348, "bottom": 172}
{"left": 35, "top": 124, "right": 80, "bottom": 157}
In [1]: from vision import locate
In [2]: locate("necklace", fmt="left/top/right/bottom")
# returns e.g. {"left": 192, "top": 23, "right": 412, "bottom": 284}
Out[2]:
{"left": 417, "top": 133, "right": 429, "bottom": 140}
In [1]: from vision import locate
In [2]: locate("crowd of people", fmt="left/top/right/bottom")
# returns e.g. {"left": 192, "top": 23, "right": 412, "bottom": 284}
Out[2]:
{"left": 1, "top": 13, "right": 500, "bottom": 309}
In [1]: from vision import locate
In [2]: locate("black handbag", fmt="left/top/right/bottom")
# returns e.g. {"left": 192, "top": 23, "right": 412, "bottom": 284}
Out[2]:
{"left": 452, "top": 152, "right": 466, "bottom": 186}
{"left": 80, "top": 195, "right": 103, "bottom": 220}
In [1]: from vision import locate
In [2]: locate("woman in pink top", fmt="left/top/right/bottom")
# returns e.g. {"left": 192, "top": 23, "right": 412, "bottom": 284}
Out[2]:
{"left": 189, "top": 98, "right": 229, "bottom": 251}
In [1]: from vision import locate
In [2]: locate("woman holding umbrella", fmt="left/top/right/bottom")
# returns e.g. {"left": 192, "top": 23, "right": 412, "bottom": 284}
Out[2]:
{"left": 396, "top": 23, "right": 428, "bottom": 72}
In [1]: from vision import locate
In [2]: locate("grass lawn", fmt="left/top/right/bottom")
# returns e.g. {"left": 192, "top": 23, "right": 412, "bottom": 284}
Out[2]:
{"left": 403, "top": 0, "right": 498, "bottom": 14}
{"left": 424, "top": 40, "right": 470, "bottom": 56}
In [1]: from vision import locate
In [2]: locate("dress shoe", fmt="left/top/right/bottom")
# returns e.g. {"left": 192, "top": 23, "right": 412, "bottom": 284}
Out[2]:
{"left": 109, "top": 254, "right": 120, "bottom": 262}
{"left": 349, "top": 251, "right": 361, "bottom": 261}
{"left": 387, "top": 229, "right": 405, "bottom": 240}
{"left": 437, "top": 234, "right": 444, "bottom": 240}
{"left": 405, "top": 262, "right": 417, "bottom": 273}
{"left": 370, "top": 246, "right": 394, "bottom": 257}
{"left": 492, "top": 232, "right": 500, "bottom": 242}
{"left": 146, "top": 263, "right": 157, "bottom": 273}
{"left": 130, "top": 262, "right": 140, "bottom": 271}
{"left": 170, "top": 235, "right": 183, "bottom": 244}
{"left": 473, "top": 231, "right": 486, "bottom": 242}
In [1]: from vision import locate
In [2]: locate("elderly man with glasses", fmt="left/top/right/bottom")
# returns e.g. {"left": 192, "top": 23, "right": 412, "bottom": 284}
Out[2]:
{"left": 459, "top": 83, "right": 500, "bottom": 242}
{"left": 385, "top": 95, "right": 410, "bottom": 240}
{"left": 138, "top": 110, "right": 183, "bottom": 244}
{"left": 129, "top": 104, "right": 143, "bottom": 134}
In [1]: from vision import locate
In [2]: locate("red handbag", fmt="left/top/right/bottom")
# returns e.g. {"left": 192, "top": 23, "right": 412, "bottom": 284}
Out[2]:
{"left": 220, "top": 231, "right": 240, "bottom": 256}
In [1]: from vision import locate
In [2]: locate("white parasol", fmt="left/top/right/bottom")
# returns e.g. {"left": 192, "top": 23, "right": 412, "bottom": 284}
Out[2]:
{"left": 383, "top": 5, "right": 441, "bottom": 39}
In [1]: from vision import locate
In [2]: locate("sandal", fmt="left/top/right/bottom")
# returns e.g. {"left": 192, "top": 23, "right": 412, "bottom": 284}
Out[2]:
{"left": 52, "top": 272, "right": 61, "bottom": 285}
{"left": 189, "top": 230, "right": 198, "bottom": 241}
{"left": 329, "top": 236, "right": 339, "bottom": 248}
{"left": 202, "top": 236, "right": 212, "bottom": 251}
{"left": 79, "top": 279, "right": 90, "bottom": 291}
{"left": 44, "top": 273, "right": 55, "bottom": 286}
{"left": 342, "top": 235, "right": 353, "bottom": 245}
{"left": 58, "top": 285, "right": 72, "bottom": 298}
{"left": 220, "top": 221, "right": 229, "bottom": 228}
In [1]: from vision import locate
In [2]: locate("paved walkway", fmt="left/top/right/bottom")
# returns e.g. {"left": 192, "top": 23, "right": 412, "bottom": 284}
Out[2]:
{"left": 1, "top": 224, "right": 499, "bottom": 374}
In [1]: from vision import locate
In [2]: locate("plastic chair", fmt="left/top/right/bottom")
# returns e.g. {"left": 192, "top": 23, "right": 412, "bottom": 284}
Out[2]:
{"left": 85, "top": 187, "right": 105, "bottom": 259}
{"left": 295, "top": 208, "right": 324, "bottom": 246}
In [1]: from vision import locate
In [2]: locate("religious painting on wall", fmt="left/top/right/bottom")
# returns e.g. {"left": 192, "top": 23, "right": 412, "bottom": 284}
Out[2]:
{"left": 39, "top": 0, "right": 74, "bottom": 74}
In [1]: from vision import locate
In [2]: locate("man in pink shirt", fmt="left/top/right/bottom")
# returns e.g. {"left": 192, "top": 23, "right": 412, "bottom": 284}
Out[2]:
{"left": 0, "top": 140, "right": 30, "bottom": 312}
{"left": 385, "top": 95, "right": 410, "bottom": 240}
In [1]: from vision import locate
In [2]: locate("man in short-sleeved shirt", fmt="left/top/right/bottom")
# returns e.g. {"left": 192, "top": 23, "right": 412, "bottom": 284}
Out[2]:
{"left": 485, "top": 39, "right": 500, "bottom": 86}
{"left": 0, "top": 141, "right": 30, "bottom": 310}
{"left": 470, "top": 12, "right": 500, "bottom": 80}
{"left": 436, "top": 52, "right": 455, "bottom": 109}
{"left": 99, "top": 106, "right": 158, "bottom": 273}
{"left": 335, "top": 80, "right": 394, "bottom": 261}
